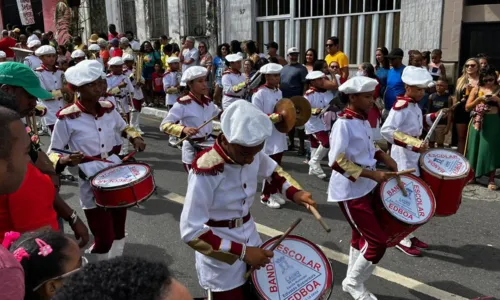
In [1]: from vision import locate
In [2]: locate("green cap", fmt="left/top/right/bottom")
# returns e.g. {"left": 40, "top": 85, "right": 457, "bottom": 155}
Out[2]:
{"left": 0, "top": 62, "right": 53, "bottom": 99}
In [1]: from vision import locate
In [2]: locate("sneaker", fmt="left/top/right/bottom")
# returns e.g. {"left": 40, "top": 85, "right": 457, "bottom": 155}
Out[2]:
{"left": 260, "top": 197, "right": 281, "bottom": 209}
{"left": 309, "top": 167, "right": 326, "bottom": 179}
{"left": 271, "top": 194, "right": 286, "bottom": 205}
{"left": 410, "top": 237, "right": 429, "bottom": 249}
{"left": 396, "top": 243, "right": 422, "bottom": 257}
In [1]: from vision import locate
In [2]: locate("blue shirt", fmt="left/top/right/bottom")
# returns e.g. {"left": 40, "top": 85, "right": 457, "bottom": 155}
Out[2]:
{"left": 280, "top": 64, "right": 308, "bottom": 98}
{"left": 384, "top": 65, "right": 406, "bottom": 110}
{"left": 375, "top": 67, "right": 389, "bottom": 96}
{"left": 213, "top": 56, "right": 226, "bottom": 85}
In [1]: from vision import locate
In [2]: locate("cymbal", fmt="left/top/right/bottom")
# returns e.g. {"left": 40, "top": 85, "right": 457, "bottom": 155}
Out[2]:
{"left": 274, "top": 98, "right": 296, "bottom": 133}
{"left": 290, "top": 96, "right": 312, "bottom": 126}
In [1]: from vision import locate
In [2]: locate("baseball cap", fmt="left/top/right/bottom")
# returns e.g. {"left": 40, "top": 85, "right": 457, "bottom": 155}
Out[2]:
{"left": 287, "top": 47, "right": 300, "bottom": 55}
{"left": 265, "top": 41, "right": 279, "bottom": 49}
{"left": 0, "top": 62, "right": 52, "bottom": 99}
{"left": 387, "top": 48, "right": 404, "bottom": 59}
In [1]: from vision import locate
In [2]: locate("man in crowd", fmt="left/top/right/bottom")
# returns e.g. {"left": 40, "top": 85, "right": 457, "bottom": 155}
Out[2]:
{"left": 384, "top": 48, "right": 406, "bottom": 115}
{"left": 15, "top": 34, "right": 29, "bottom": 50}
{"left": 120, "top": 37, "right": 134, "bottom": 56}
{"left": 125, "top": 31, "right": 140, "bottom": 50}
{"left": 280, "top": 47, "right": 308, "bottom": 155}
{"left": 73, "top": 36, "right": 86, "bottom": 51}
{"left": 0, "top": 30, "right": 16, "bottom": 61}
{"left": 325, "top": 36, "right": 349, "bottom": 81}
{"left": 265, "top": 41, "right": 287, "bottom": 65}
{"left": 179, "top": 36, "right": 199, "bottom": 73}
{"left": 108, "top": 24, "right": 119, "bottom": 41}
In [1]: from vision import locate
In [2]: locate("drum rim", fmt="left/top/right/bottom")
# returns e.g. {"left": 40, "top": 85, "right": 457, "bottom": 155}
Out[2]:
{"left": 95, "top": 187, "right": 155, "bottom": 209}
{"left": 90, "top": 162, "right": 152, "bottom": 190}
{"left": 419, "top": 149, "right": 471, "bottom": 180}
{"left": 251, "top": 234, "right": 334, "bottom": 300}
{"left": 379, "top": 175, "right": 436, "bottom": 225}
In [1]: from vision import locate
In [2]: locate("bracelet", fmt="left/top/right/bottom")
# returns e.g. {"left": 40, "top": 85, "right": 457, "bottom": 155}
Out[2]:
{"left": 239, "top": 244, "right": 247, "bottom": 261}
{"left": 67, "top": 210, "right": 78, "bottom": 226}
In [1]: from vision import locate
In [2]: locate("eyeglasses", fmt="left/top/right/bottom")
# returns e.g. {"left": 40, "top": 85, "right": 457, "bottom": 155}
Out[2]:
{"left": 330, "top": 65, "right": 340, "bottom": 69}
{"left": 325, "top": 44, "right": 334, "bottom": 47}
{"left": 465, "top": 64, "right": 477, "bottom": 68}
{"left": 199, "top": 45, "right": 205, "bottom": 48}
{"left": 483, "top": 78, "right": 495, "bottom": 83}
{"left": 32, "top": 256, "right": 88, "bottom": 291}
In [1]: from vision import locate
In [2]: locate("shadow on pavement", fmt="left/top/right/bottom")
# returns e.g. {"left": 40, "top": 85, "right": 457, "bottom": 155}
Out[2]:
{"left": 124, "top": 242, "right": 173, "bottom": 265}
{"left": 410, "top": 281, "right": 498, "bottom": 300}
{"left": 424, "top": 244, "right": 500, "bottom": 271}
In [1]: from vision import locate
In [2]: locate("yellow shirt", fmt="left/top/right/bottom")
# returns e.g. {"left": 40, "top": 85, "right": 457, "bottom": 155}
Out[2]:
{"left": 325, "top": 51, "right": 349, "bottom": 68}
{"left": 162, "top": 53, "right": 177, "bottom": 71}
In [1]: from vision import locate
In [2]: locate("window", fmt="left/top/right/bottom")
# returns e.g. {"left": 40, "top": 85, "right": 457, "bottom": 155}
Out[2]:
{"left": 257, "top": 0, "right": 291, "bottom": 17}
{"left": 120, "top": 0, "right": 137, "bottom": 35}
{"left": 294, "top": 0, "right": 400, "bottom": 17}
{"left": 465, "top": 0, "right": 500, "bottom": 5}
{"left": 149, "top": 0, "right": 169, "bottom": 39}
{"left": 186, "top": 0, "right": 206, "bottom": 36}
{"left": 88, "top": 0, "right": 108, "bottom": 35}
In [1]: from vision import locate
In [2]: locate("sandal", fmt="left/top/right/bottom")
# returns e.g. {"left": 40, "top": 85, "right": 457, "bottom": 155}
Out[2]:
{"left": 487, "top": 182, "right": 497, "bottom": 191}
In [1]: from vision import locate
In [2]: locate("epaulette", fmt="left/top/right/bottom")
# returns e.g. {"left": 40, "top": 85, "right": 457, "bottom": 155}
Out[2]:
{"left": 34, "top": 67, "right": 44, "bottom": 72}
{"left": 305, "top": 88, "right": 316, "bottom": 96}
{"left": 392, "top": 99, "right": 410, "bottom": 111}
{"left": 164, "top": 71, "right": 171, "bottom": 76}
{"left": 98, "top": 100, "right": 115, "bottom": 113}
{"left": 176, "top": 95, "right": 192, "bottom": 105}
{"left": 192, "top": 148, "right": 225, "bottom": 176}
{"left": 56, "top": 104, "right": 81, "bottom": 120}
{"left": 337, "top": 112, "right": 353, "bottom": 120}
{"left": 106, "top": 73, "right": 113, "bottom": 77}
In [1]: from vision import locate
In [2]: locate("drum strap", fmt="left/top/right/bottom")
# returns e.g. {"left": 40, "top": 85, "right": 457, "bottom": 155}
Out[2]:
{"left": 205, "top": 213, "right": 251, "bottom": 229}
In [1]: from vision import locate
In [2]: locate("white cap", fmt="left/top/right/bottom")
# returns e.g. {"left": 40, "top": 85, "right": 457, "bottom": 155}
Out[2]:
{"left": 71, "top": 49, "right": 86, "bottom": 59}
{"left": 122, "top": 54, "right": 134, "bottom": 61}
{"left": 88, "top": 44, "right": 100, "bottom": 51}
{"left": 225, "top": 54, "right": 243, "bottom": 63}
{"left": 306, "top": 71, "right": 325, "bottom": 80}
{"left": 166, "top": 56, "right": 180, "bottom": 64}
{"left": 402, "top": 66, "right": 433, "bottom": 88}
{"left": 339, "top": 76, "right": 379, "bottom": 94}
{"left": 108, "top": 56, "right": 124, "bottom": 66}
{"left": 35, "top": 45, "right": 56, "bottom": 57}
{"left": 181, "top": 66, "right": 207, "bottom": 83}
{"left": 120, "top": 37, "right": 129, "bottom": 44}
{"left": 64, "top": 60, "right": 106, "bottom": 87}
{"left": 0, "top": 51, "right": 5, "bottom": 58}
{"left": 27, "top": 40, "right": 41, "bottom": 48}
{"left": 259, "top": 63, "right": 282, "bottom": 74}
{"left": 221, "top": 100, "right": 272, "bottom": 147}
{"left": 287, "top": 47, "right": 300, "bottom": 55}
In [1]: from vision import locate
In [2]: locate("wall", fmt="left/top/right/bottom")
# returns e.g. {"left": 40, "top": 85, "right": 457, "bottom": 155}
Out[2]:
{"left": 105, "top": 0, "right": 122, "bottom": 33}
{"left": 441, "top": 0, "right": 463, "bottom": 63}
{"left": 463, "top": 4, "right": 500, "bottom": 22}
{"left": 134, "top": 0, "right": 149, "bottom": 42}
{"left": 167, "top": 0, "right": 184, "bottom": 44}
{"left": 43, "top": 0, "right": 59, "bottom": 33}
{"left": 218, "top": 0, "right": 253, "bottom": 43}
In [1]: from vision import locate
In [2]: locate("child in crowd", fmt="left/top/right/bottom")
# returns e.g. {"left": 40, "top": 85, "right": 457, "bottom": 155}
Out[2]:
{"left": 151, "top": 62, "right": 165, "bottom": 107}
{"left": 427, "top": 78, "right": 453, "bottom": 148}
{"left": 429, "top": 49, "right": 447, "bottom": 81}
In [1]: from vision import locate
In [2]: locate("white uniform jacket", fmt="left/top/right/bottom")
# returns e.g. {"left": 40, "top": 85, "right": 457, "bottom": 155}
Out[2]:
{"left": 304, "top": 87, "right": 330, "bottom": 135}
{"left": 35, "top": 65, "right": 65, "bottom": 126}
{"left": 162, "top": 71, "right": 180, "bottom": 106}
{"left": 24, "top": 55, "right": 42, "bottom": 70}
{"left": 123, "top": 68, "right": 144, "bottom": 101}
{"left": 380, "top": 97, "right": 437, "bottom": 176}
{"left": 251, "top": 85, "right": 287, "bottom": 155}
{"left": 47, "top": 100, "right": 142, "bottom": 209}
{"left": 106, "top": 73, "right": 134, "bottom": 114}
{"left": 180, "top": 139, "right": 303, "bottom": 291}
{"left": 159, "top": 93, "right": 221, "bottom": 164}
{"left": 221, "top": 70, "right": 246, "bottom": 110}
{"left": 328, "top": 108, "right": 380, "bottom": 202}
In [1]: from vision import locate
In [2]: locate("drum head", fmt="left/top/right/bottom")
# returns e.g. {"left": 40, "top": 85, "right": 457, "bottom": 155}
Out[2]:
{"left": 252, "top": 235, "right": 333, "bottom": 300}
{"left": 420, "top": 149, "right": 470, "bottom": 179}
{"left": 91, "top": 163, "right": 150, "bottom": 189}
{"left": 379, "top": 175, "right": 435, "bottom": 225}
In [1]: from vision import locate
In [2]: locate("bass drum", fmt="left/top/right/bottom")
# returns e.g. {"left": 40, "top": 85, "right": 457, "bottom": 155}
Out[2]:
{"left": 252, "top": 235, "right": 333, "bottom": 300}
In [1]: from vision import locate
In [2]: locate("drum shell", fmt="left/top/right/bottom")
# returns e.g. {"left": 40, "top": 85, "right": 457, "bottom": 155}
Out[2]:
{"left": 91, "top": 163, "right": 156, "bottom": 209}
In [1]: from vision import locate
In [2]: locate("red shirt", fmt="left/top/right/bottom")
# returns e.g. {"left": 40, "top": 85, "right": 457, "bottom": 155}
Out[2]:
{"left": 152, "top": 72, "right": 164, "bottom": 92}
{"left": 111, "top": 48, "right": 123, "bottom": 58}
{"left": 108, "top": 32, "right": 119, "bottom": 41}
{"left": 0, "top": 37, "right": 16, "bottom": 58}
{"left": 0, "top": 164, "right": 58, "bottom": 243}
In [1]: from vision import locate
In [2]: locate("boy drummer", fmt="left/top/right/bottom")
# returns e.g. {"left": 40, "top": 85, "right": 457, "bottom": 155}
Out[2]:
{"left": 328, "top": 76, "right": 401, "bottom": 300}
{"left": 180, "top": 100, "right": 316, "bottom": 299}
{"left": 380, "top": 66, "right": 447, "bottom": 257}
{"left": 251, "top": 62, "right": 288, "bottom": 209}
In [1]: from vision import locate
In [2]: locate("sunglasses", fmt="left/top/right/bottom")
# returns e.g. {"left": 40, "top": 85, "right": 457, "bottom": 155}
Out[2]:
{"left": 465, "top": 64, "right": 477, "bottom": 68}
{"left": 32, "top": 256, "right": 88, "bottom": 291}
{"left": 325, "top": 44, "right": 334, "bottom": 47}
{"left": 483, "top": 78, "right": 496, "bottom": 83}
{"left": 330, "top": 65, "right": 339, "bottom": 69}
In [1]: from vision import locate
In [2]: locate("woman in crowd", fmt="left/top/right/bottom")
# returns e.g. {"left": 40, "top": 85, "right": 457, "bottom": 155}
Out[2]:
{"left": 243, "top": 58, "right": 254, "bottom": 79}
{"left": 141, "top": 41, "right": 162, "bottom": 107}
{"left": 4, "top": 230, "right": 84, "bottom": 300}
{"left": 465, "top": 66, "right": 500, "bottom": 190}
{"left": 212, "top": 43, "right": 229, "bottom": 105}
{"left": 453, "top": 58, "right": 480, "bottom": 154}
{"left": 304, "top": 48, "right": 318, "bottom": 73}
{"left": 245, "top": 40, "right": 260, "bottom": 64}
{"left": 375, "top": 47, "right": 390, "bottom": 98}
{"left": 230, "top": 40, "right": 242, "bottom": 56}
{"left": 171, "top": 43, "right": 181, "bottom": 56}
{"left": 56, "top": 45, "right": 71, "bottom": 65}
{"left": 97, "top": 38, "right": 109, "bottom": 67}
{"left": 198, "top": 41, "right": 213, "bottom": 95}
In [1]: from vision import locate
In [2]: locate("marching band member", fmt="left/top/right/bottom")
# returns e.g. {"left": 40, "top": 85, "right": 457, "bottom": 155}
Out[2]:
{"left": 251, "top": 63, "right": 287, "bottom": 209}
{"left": 160, "top": 66, "right": 220, "bottom": 172}
{"left": 380, "top": 66, "right": 444, "bottom": 256}
{"left": 123, "top": 53, "right": 145, "bottom": 134}
{"left": 47, "top": 60, "right": 145, "bottom": 261}
{"left": 24, "top": 40, "right": 42, "bottom": 70}
{"left": 305, "top": 71, "right": 332, "bottom": 179}
{"left": 162, "top": 56, "right": 181, "bottom": 146}
{"left": 88, "top": 43, "right": 104, "bottom": 68}
{"left": 71, "top": 49, "right": 86, "bottom": 65}
{"left": 106, "top": 56, "right": 134, "bottom": 155}
{"left": 180, "top": 100, "right": 317, "bottom": 299}
{"left": 328, "top": 77, "right": 401, "bottom": 300}
{"left": 0, "top": 51, "right": 6, "bottom": 63}
{"left": 221, "top": 54, "right": 247, "bottom": 109}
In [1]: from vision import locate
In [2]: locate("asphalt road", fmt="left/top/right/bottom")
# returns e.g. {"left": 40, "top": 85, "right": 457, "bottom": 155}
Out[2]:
{"left": 46, "top": 115, "right": 500, "bottom": 300}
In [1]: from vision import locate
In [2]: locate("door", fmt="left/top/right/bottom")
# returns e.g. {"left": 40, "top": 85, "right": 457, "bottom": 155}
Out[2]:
{"left": 2, "top": 0, "right": 44, "bottom": 32}
{"left": 460, "top": 22, "right": 500, "bottom": 68}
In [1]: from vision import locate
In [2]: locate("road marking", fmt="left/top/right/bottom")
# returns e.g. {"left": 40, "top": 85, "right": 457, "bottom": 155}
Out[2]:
{"left": 163, "top": 192, "right": 467, "bottom": 300}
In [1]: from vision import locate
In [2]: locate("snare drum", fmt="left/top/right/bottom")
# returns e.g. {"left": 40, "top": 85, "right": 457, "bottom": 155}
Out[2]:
{"left": 376, "top": 175, "right": 435, "bottom": 247}
{"left": 90, "top": 163, "right": 156, "bottom": 208}
{"left": 420, "top": 149, "right": 472, "bottom": 216}
{"left": 192, "top": 140, "right": 215, "bottom": 152}
{"left": 252, "top": 235, "right": 333, "bottom": 300}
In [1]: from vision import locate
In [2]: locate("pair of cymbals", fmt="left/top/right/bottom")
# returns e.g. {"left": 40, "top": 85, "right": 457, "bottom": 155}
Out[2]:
{"left": 274, "top": 96, "right": 312, "bottom": 133}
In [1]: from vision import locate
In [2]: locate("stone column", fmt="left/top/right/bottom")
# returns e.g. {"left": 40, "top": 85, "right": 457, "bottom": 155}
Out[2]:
{"left": 135, "top": 0, "right": 150, "bottom": 42}
{"left": 105, "top": 0, "right": 122, "bottom": 33}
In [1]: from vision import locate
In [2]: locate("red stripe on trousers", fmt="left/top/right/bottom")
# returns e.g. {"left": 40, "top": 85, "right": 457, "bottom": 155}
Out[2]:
{"left": 309, "top": 131, "right": 330, "bottom": 148}
{"left": 262, "top": 152, "right": 283, "bottom": 201}
{"left": 132, "top": 99, "right": 142, "bottom": 112}
{"left": 338, "top": 193, "right": 387, "bottom": 264}
{"left": 84, "top": 207, "right": 127, "bottom": 254}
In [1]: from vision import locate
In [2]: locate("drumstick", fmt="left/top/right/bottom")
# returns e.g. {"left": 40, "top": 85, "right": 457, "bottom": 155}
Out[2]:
{"left": 305, "top": 204, "right": 331, "bottom": 232}
{"left": 424, "top": 110, "right": 445, "bottom": 144}
{"left": 385, "top": 168, "right": 416, "bottom": 176}
{"left": 243, "top": 218, "right": 302, "bottom": 280}
{"left": 51, "top": 148, "right": 114, "bottom": 163}
{"left": 174, "top": 115, "right": 219, "bottom": 147}
{"left": 122, "top": 151, "right": 137, "bottom": 162}
{"left": 396, "top": 176, "right": 408, "bottom": 197}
